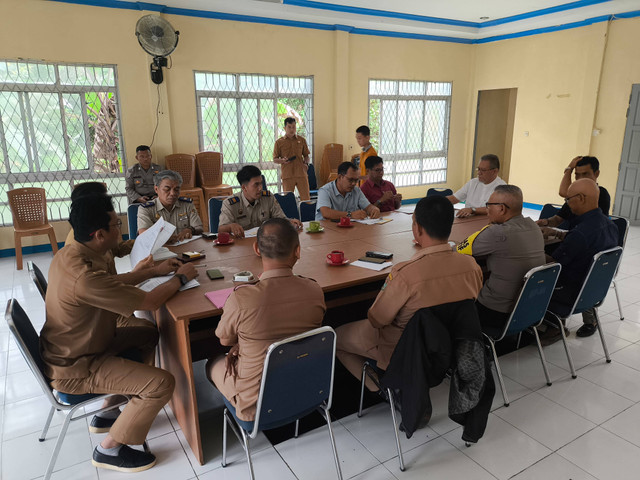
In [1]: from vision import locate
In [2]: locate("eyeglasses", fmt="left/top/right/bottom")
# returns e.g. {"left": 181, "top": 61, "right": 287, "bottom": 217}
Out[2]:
{"left": 485, "top": 202, "right": 510, "bottom": 209}
{"left": 343, "top": 176, "right": 359, "bottom": 184}
{"left": 477, "top": 167, "right": 497, "bottom": 172}
{"left": 564, "top": 194, "right": 581, "bottom": 203}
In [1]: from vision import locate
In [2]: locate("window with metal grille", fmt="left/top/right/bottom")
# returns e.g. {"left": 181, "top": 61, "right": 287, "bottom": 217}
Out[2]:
{"left": 0, "top": 59, "right": 126, "bottom": 226}
{"left": 195, "top": 72, "right": 313, "bottom": 192}
{"left": 368, "top": 79, "right": 451, "bottom": 187}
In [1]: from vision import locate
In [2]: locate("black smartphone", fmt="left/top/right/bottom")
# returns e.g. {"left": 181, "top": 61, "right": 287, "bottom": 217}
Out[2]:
{"left": 358, "top": 256, "right": 387, "bottom": 264}
{"left": 287, "top": 155, "right": 297, "bottom": 162}
{"left": 366, "top": 251, "right": 393, "bottom": 260}
{"left": 206, "top": 269, "right": 224, "bottom": 280}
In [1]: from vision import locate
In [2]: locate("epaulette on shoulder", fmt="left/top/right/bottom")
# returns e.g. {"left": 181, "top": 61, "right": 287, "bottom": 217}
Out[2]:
{"left": 178, "top": 196, "right": 193, "bottom": 203}
{"left": 233, "top": 281, "right": 259, "bottom": 291}
{"left": 228, "top": 196, "right": 240, "bottom": 205}
{"left": 295, "top": 274, "right": 317, "bottom": 283}
{"left": 141, "top": 201, "right": 155, "bottom": 208}
{"left": 261, "top": 190, "right": 271, "bottom": 197}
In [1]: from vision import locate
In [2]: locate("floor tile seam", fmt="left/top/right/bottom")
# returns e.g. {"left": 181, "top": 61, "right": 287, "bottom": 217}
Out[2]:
{"left": 440, "top": 434, "right": 500, "bottom": 480}
{"left": 152, "top": 429, "right": 199, "bottom": 478}
{"left": 598, "top": 405, "right": 640, "bottom": 449}
{"left": 570, "top": 367, "right": 640, "bottom": 403}
{"left": 506, "top": 450, "right": 598, "bottom": 480}
{"left": 270, "top": 440, "right": 302, "bottom": 480}
{"left": 332, "top": 411, "right": 399, "bottom": 465}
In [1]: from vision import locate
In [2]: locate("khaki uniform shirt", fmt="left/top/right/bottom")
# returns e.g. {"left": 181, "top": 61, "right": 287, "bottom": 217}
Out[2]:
{"left": 273, "top": 134, "right": 310, "bottom": 179}
{"left": 458, "top": 215, "right": 546, "bottom": 313}
{"left": 215, "top": 268, "right": 326, "bottom": 421}
{"left": 368, "top": 244, "right": 483, "bottom": 369}
{"left": 137, "top": 197, "right": 203, "bottom": 233}
{"left": 125, "top": 163, "right": 160, "bottom": 204}
{"left": 40, "top": 239, "right": 146, "bottom": 379}
{"left": 218, "top": 191, "right": 287, "bottom": 231}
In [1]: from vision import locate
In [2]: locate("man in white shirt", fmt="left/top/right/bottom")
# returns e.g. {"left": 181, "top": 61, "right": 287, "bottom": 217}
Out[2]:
{"left": 447, "top": 154, "right": 506, "bottom": 218}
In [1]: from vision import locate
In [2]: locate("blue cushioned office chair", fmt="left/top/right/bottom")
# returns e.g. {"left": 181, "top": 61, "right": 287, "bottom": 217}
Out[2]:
{"left": 208, "top": 196, "right": 229, "bottom": 233}
{"left": 538, "top": 203, "right": 562, "bottom": 220}
{"left": 546, "top": 247, "right": 624, "bottom": 374}
{"left": 307, "top": 163, "right": 319, "bottom": 199}
{"left": 610, "top": 216, "right": 629, "bottom": 321}
{"left": 221, "top": 326, "right": 342, "bottom": 479}
{"left": 27, "top": 261, "right": 47, "bottom": 301}
{"left": 127, "top": 203, "right": 141, "bottom": 240}
{"left": 299, "top": 200, "right": 317, "bottom": 222}
{"left": 426, "top": 187, "right": 453, "bottom": 197}
{"left": 484, "top": 263, "right": 561, "bottom": 407}
{"left": 5, "top": 299, "right": 137, "bottom": 480}
{"left": 274, "top": 191, "right": 300, "bottom": 220}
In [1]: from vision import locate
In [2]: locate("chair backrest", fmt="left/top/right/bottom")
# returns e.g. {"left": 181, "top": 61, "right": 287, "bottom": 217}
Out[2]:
{"left": 127, "top": 203, "right": 141, "bottom": 240}
{"left": 251, "top": 326, "right": 336, "bottom": 438}
{"left": 609, "top": 215, "right": 629, "bottom": 249}
{"left": 7, "top": 187, "right": 49, "bottom": 229}
{"left": 5, "top": 299, "right": 56, "bottom": 402}
{"left": 426, "top": 187, "right": 453, "bottom": 197}
{"left": 572, "top": 247, "right": 623, "bottom": 314}
{"left": 195, "top": 151, "right": 223, "bottom": 186}
{"left": 208, "top": 196, "right": 228, "bottom": 233}
{"left": 498, "top": 263, "right": 561, "bottom": 340}
{"left": 274, "top": 192, "right": 300, "bottom": 220}
{"left": 307, "top": 163, "right": 318, "bottom": 191}
{"left": 299, "top": 200, "right": 317, "bottom": 222}
{"left": 539, "top": 203, "right": 562, "bottom": 220}
{"left": 165, "top": 154, "right": 196, "bottom": 188}
{"left": 27, "top": 261, "right": 47, "bottom": 301}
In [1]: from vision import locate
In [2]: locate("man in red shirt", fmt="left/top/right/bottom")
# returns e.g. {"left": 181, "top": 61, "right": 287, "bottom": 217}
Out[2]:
{"left": 360, "top": 156, "right": 402, "bottom": 212}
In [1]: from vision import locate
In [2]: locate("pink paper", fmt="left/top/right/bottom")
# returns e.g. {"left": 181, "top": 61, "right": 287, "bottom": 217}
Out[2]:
{"left": 205, "top": 287, "right": 234, "bottom": 309}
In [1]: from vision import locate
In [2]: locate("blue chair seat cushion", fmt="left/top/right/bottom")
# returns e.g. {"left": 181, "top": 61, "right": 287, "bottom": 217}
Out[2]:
{"left": 57, "top": 391, "right": 100, "bottom": 405}
{"left": 223, "top": 397, "right": 319, "bottom": 433}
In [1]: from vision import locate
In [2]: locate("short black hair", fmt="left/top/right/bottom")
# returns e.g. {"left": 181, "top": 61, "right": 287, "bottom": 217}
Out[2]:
{"left": 237, "top": 165, "right": 262, "bottom": 186}
{"left": 257, "top": 218, "right": 299, "bottom": 259}
{"left": 356, "top": 125, "right": 370, "bottom": 136}
{"left": 364, "top": 156, "right": 383, "bottom": 171}
{"left": 577, "top": 156, "right": 600, "bottom": 172}
{"left": 71, "top": 182, "right": 107, "bottom": 202}
{"left": 338, "top": 161, "right": 358, "bottom": 176}
{"left": 136, "top": 145, "right": 150, "bottom": 153}
{"left": 284, "top": 117, "right": 296, "bottom": 127}
{"left": 414, "top": 196, "right": 454, "bottom": 241}
{"left": 480, "top": 154, "right": 500, "bottom": 170}
{"left": 70, "top": 194, "right": 114, "bottom": 243}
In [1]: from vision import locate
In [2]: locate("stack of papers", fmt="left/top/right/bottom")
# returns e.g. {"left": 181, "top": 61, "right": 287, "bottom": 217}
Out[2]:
{"left": 351, "top": 218, "right": 393, "bottom": 225}
{"left": 130, "top": 218, "right": 176, "bottom": 268}
{"left": 243, "top": 227, "right": 259, "bottom": 238}
{"left": 168, "top": 235, "right": 202, "bottom": 247}
{"left": 138, "top": 275, "right": 200, "bottom": 292}
{"left": 350, "top": 260, "right": 393, "bottom": 271}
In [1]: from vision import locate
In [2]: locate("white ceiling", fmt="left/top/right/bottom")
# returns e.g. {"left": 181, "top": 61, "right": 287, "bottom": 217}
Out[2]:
{"left": 118, "top": 0, "right": 640, "bottom": 41}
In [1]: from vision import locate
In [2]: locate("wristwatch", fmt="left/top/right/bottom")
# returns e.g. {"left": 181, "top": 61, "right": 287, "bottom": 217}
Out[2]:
{"left": 176, "top": 274, "right": 188, "bottom": 286}
{"left": 346, "top": 211, "right": 352, "bottom": 218}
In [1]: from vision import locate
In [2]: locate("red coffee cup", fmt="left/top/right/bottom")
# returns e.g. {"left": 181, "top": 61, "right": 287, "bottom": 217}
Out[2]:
{"left": 327, "top": 250, "right": 345, "bottom": 264}
{"left": 217, "top": 232, "right": 231, "bottom": 244}
{"left": 339, "top": 216, "right": 351, "bottom": 226}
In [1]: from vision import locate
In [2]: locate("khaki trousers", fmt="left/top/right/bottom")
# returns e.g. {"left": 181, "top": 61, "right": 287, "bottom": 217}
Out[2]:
{"left": 51, "top": 318, "right": 174, "bottom": 445}
{"left": 336, "top": 319, "right": 381, "bottom": 391}
{"left": 282, "top": 176, "right": 310, "bottom": 201}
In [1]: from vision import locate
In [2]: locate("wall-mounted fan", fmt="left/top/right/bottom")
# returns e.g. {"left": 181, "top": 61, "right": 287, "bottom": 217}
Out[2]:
{"left": 135, "top": 14, "right": 180, "bottom": 84}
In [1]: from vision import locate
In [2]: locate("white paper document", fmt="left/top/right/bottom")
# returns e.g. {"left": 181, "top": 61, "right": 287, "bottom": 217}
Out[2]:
{"left": 243, "top": 227, "right": 259, "bottom": 238}
{"left": 168, "top": 235, "right": 202, "bottom": 247}
{"left": 396, "top": 205, "right": 415, "bottom": 214}
{"left": 152, "top": 247, "right": 178, "bottom": 261}
{"left": 130, "top": 218, "right": 176, "bottom": 268}
{"left": 350, "top": 260, "right": 393, "bottom": 271}
{"left": 351, "top": 218, "right": 393, "bottom": 225}
{"left": 138, "top": 275, "right": 200, "bottom": 292}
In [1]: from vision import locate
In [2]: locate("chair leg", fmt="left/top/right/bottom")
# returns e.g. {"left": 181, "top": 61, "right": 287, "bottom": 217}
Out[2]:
{"left": 48, "top": 230, "right": 59, "bottom": 255}
{"left": 43, "top": 404, "right": 80, "bottom": 480}
{"left": 294, "top": 419, "right": 300, "bottom": 438}
{"left": 613, "top": 280, "right": 624, "bottom": 321}
{"left": 14, "top": 232, "right": 23, "bottom": 270}
{"left": 387, "top": 389, "right": 405, "bottom": 472}
{"left": 240, "top": 428, "right": 255, "bottom": 480}
{"left": 557, "top": 317, "right": 577, "bottom": 378}
{"left": 357, "top": 362, "right": 368, "bottom": 417}
{"left": 532, "top": 327, "right": 552, "bottom": 386}
{"left": 221, "top": 408, "right": 228, "bottom": 467}
{"left": 39, "top": 406, "right": 56, "bottom": 441}
{"left": 319, "top": 406, "right": 343, "bottom": 479}
{"left": 487, "top": 338, "right": 509, "bottom": 407}
{"left": 594, "top": 309, "right": 611, "bottom": 363}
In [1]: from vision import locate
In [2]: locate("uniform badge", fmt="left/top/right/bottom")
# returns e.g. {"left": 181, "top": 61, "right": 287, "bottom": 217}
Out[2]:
{"left": 155, "top": 213, "right": 160, "bottom": 219}
{"left": 228, "top": 196, "right": 240, "bottom": 205}
{"left": 381, "top": 273, "right": 392, "bottom": 291}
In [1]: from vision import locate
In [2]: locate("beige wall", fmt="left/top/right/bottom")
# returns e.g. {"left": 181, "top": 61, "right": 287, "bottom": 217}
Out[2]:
{"left": 2, "top": 0, "right": 640, "bottom": 250}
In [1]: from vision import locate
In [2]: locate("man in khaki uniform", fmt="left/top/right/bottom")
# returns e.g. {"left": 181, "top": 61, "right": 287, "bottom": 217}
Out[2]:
{"left": 273, "top": 117, "right": 311, "bottom": 200}
{"left": 137, "top": 170, "right": 203, "bottom": 242}
{"left": 125, "top": 145, "right": 160, "bottom": 204}
{"left": 219, "top": 165, "right": 302, "bottom": 238}
{"left": 336, "top": 196, "right": 483, "bottom": 390}
{"left": 207, "top": 218, "right": 325, "bottom": 421}
{"left": 40, "top": 194, "right": 198, "bottom": 473}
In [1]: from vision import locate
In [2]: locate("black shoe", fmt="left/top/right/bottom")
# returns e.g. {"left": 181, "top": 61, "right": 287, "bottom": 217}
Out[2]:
{"left": 92, "top": 445, "right": 156, "bottom": 473}
{"left": 89, "top": 415, "right": 117, "bottom": 434}
{"left": 577, "top": 323, "right": 597, "bottom": 337}
{"left": 539, "top": 327, "right": 569, "bottom": 347}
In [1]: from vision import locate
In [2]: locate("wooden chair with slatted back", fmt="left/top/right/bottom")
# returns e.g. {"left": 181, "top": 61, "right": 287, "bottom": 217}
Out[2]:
{"left": 165, "top": 154, "right": 208, "bottom": 231}
{"left": 179, "top": 188, "right": 208, "bottom": 233}
{"left": 319, "top": 143, "right": 343, "bottom": 185}
{"left": 195, "top": 152, "right": 233, "bottom": 202}
{"left": 8, "top": 188, "right": 58, "bottom": 270}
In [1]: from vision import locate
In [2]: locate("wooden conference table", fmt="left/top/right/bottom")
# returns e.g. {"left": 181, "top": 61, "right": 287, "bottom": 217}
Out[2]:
{"left": 155, "top": 210, "right": 489, "bottom": 464}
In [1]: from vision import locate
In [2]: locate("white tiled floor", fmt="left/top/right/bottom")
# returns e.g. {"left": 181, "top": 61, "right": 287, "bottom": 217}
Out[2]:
{"left": 2, "top": 219, "right": 640, "bottom": 479}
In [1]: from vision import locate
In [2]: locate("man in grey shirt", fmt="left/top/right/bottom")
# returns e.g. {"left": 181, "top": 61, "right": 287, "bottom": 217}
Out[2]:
{"left": 457, "top": 184, "right": 546, "bottom": 329}
{"left": 316, "top": 162, "right": 380, "bottom": 221}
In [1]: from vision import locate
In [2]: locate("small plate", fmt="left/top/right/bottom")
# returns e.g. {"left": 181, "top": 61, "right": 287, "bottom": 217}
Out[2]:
{"left": 306, "top": 227, "right": 325, "bottom": 233}
{"left": 214, "top": 238, "right": 235, "bottom": 246}
{"left": 326, "top": 258, "right": 350, "bottom": 266}
{"left": 337, "top": 223, "right": 354, "bottom": 228}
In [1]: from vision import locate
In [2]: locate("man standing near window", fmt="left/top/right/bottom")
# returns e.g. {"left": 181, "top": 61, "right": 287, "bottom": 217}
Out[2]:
{"left": 273, "top": 117, "right": 311, "bottom": 200}
{"left": 352, "top": 125, "right": 377, "bottom": 178}
{"left": 125, "top": 145, "right": 160, "bottom": 204}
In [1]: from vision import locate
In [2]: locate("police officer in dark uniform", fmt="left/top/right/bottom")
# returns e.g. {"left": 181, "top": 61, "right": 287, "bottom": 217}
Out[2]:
{"left": 125, "top": 145, "right": 160, "bottom": 204}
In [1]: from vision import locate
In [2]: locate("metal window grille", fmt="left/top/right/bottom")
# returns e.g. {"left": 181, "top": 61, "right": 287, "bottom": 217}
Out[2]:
{"left": 368, "top": 79, "right": 451, "bottom": 187}
{"left": 0, "top": 59, "right": 126, "bottom": 226}
{"left": 195, "top": 72, "right": 314, "bottom": 193}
